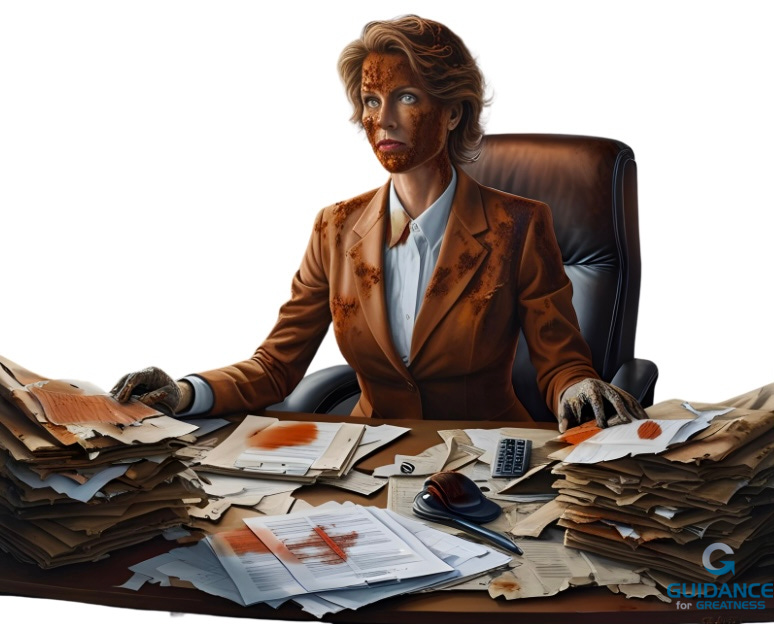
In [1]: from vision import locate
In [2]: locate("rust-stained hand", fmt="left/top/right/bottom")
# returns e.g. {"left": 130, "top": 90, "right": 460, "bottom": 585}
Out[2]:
{"left": 111, "top": 366, "right": 182, "bottom": 415}
{"left": 557, "top": 378, "right": 647, "bottom": 433}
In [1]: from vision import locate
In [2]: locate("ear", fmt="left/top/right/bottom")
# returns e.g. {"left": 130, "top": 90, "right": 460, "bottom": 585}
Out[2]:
{"left": 447, "top": 103, "right": 463, "bottom": 131}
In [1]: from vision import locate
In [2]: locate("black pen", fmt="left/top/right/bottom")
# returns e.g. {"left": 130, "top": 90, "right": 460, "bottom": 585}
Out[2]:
{"left": 415, "top": 491, "right": 523, "bottom": 555}
{"left": 445, "top": 513, "right": 524, "bottom": 555}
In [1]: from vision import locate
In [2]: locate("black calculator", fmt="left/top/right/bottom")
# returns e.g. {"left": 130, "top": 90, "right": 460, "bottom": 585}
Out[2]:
{"left": 490, "top": 437, "right": 532, "bottom": 478}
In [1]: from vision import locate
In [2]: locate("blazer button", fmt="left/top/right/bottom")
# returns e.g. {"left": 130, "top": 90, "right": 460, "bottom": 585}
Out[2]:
{"left": 406, "top": 381, "right": 415, "bottom": 392}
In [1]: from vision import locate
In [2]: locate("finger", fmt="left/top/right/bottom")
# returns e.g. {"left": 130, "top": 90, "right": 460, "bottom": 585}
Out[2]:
{"left": 558, "top": 401, "right": 574, "bottom": 433}
{"left": 607, "top": 386, "right": 646, "bottom": 423}
{"left": 570, "top": 396, "right": 585, "bottom": 423}
{"left": 602, "top": 386, "right": 637, "bottom": 424}
{"left": 138, "top": 390, "right": 167, "bottom": 406}
{"left": 620, "top": 391, "right": 647, "bottom": 419}
{"left": 110, "top": 374, "right": 130, "bottom": 399}
{"left": 606, "top": 413, "right": 629, "bottom": 427}
{"left": 586, "top": 389, "right": 608, "bottom": 428}
{"left": 139, "top": 391, "right": 176, "bottom": 416}
{"left": 112, "top": 373, "right": 142, "bottom": 403}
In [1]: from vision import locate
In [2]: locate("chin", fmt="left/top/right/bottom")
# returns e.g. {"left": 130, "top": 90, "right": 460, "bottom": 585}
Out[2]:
{"left": 377, "top": 157, "right": 412, "bottom": 173}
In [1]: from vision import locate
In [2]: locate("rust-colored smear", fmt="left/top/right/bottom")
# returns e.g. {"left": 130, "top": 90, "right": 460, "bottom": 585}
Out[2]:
{"left": 349, "top": 248, "right": 381, "bottom": 297}
{"left": 331, "top": 295, "right": 358, "bottom": 332}
{"left": 287, "top": 526, "right": 359, "bottom": 565}
{"left": 313, "top": 526, "right": 347, "bottom": 561}
{"left": 531, "top": 209, "right": 564, "bottom": 282}
{"left": 28, "top": 381, "right": 156, "bottom": 426}
{"left": 431, "top": 149, "right": 453, "bottom": 190}
{"left": 489, "top": 574, "right": 521, "bottom": 597}
{"left": 456, "top": 251, "right": 480, "bottom": 279}
{"left": 637, "top": 420, "right": 662, "bottom": 440}
{"left": 219, "top": 526, "right": 269, "bottom": 555}
{"left": 247, "top": 422, "right": 318, "bottom": 450}
{"left": 561, "top": 420, "right": 602, "bottom": 444}
{"left": 425, "top": 266, "right": 451, "bottom": 298}
{"left": 332, "top": 192, "right": 371, "bottom": 229}
{"left": 361, "top": 53, "right": 451, "bottom": 176}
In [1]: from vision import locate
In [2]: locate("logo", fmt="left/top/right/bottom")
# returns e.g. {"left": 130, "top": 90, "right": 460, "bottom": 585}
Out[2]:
{"left": 400, "top": 462, "right": 415, "bottom": 474}
{"left": 702, "top": 542, "right": 735, "bottom": 576}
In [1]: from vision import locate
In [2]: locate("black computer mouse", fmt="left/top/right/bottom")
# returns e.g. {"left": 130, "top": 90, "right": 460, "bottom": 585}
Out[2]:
{"left": 422, "top": 471, "right": 501, "bottom": 523}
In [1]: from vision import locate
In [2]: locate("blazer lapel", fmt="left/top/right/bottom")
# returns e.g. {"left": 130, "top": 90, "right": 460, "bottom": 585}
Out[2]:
{"left": 410, "top": 169, "right": 489, "bottom": 362}
{"left": 348, "top": 182, "right": 413, "bottom": 380}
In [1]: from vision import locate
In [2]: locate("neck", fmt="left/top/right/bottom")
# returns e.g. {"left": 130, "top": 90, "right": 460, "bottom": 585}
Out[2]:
{"left": 392, "top": 155, "right": 453, "bottom": 219}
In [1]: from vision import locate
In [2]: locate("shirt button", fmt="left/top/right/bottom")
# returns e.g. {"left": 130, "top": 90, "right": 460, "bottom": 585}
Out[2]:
{"left": 411, "top": 223, "right": 419, "bottom": 232}
{"left": 405, "top": 314, "right": 410, "bottom": 320}
{"left": 406, "top": 381, "right": 415, "bottom": 392}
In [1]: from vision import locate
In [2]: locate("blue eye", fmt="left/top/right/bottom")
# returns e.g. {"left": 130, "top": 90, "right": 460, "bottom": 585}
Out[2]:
{"left": 364, "top": 97, "right": 380, "bottom": 109}
{"left": 400, "top": 94, "right": 417, "bottom": 104}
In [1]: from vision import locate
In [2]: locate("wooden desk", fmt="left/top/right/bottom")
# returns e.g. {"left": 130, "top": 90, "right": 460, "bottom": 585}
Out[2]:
{"left": 1, "top": 413, "right": 772, "bottom": 624}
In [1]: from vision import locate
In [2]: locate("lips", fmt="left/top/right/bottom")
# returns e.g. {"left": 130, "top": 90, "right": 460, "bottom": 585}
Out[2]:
{"left": 376, "top": 139, "right": 406, "bottom": 151}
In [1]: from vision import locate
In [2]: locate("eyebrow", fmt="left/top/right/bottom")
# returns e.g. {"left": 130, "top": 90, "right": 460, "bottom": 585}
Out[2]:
{"left": 360, "top": 84, "right": 418, "bottom": 94}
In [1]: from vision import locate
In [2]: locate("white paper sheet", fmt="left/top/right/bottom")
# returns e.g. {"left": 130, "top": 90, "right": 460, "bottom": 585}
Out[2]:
{"left": 6, "top": 459, "right": 129, "bottom": 502}
{"left": 245, "top": 504, "right": 454, "bottom": 593}
{"left": 561, "top": 405, "right": 733, "bottom": 464}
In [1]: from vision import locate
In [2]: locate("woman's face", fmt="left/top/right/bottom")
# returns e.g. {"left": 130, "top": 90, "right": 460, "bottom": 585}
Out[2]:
{"left": 360, "top": 52, "right": 458, "bottom": 175}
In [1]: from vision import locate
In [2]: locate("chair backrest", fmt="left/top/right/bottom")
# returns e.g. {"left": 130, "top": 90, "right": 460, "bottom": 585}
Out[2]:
{"left": 462, "top": 134, "right": 641, "bottom": 422}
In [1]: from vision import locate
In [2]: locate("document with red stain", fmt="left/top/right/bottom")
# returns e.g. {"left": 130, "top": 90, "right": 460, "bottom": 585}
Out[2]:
{"left": 558, "top": 403, "right": 734, "bottom": 464}
{"left": 243, "top": 504, "right": 452, "bottom": 595}
{"left": 197, "top": 415, "right": 365, "bottom": 482}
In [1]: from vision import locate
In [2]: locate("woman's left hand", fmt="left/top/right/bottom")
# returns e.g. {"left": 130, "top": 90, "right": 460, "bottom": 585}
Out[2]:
{"left": 557, "top": 378, "right": 647, "bottom": 433}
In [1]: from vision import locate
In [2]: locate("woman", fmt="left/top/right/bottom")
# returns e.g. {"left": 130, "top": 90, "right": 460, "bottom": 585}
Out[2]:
{"left": 113, "top": 16, "right": 644, "bottom": 431}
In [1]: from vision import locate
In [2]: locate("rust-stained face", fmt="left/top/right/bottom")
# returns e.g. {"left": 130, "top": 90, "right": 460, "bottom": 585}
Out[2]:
{"left": 361, "top": 52, "right": 459, "bottom": 174}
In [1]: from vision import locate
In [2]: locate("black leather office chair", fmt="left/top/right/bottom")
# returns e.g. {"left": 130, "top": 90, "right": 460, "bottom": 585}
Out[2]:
{"left": 269, "top": 134, "right": 658, "bottom": 422}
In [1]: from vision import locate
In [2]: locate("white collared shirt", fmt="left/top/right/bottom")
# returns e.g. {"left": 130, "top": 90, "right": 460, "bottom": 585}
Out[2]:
{"left": 184, "top": 168, "right": 457, "bottom": 413}
{"left": 383, "top": 168, "right": 457, "bottom": 365}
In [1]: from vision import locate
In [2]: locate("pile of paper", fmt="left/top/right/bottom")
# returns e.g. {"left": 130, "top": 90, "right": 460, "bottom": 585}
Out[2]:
{"left": 195, "top": 415, "right": 402, "bottom": 485}
{"left": 0, "top": 355, "right": 205, "bottom": 568}
{"left": 550, "top": 399, "right": 774, "bottom": 587}
{"left": 125, "top": 502, "right": 511, "bottom": 618}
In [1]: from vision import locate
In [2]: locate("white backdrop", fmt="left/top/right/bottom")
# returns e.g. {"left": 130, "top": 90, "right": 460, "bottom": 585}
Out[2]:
{"left": 1, "top": 1, "right": 772, "bottom": 628}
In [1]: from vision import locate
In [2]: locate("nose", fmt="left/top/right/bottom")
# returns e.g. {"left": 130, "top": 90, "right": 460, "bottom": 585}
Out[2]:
{"left": 378, "top": 102, "right": 397, "bottom": 130}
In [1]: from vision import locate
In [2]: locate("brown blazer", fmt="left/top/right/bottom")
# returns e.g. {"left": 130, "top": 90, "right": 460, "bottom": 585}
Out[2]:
{"left": 197, "top": 168, "right": 598, "bottom": 422}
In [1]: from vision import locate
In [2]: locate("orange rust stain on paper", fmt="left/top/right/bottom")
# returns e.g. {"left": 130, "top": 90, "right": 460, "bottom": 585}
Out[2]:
{"left": 561, "top": 420, "right": 602, "bottom": 444}
{"left": 637, "top": 420, "right": 662, "bottom": 440}
{"left": 247, "top": 422, "right": 318, "bottom": 450}
{"left": 287, "top": 527, "right": 359, "bottom": 565}
{"left": 29, "top": 381, "right": 156, "bottom": 426}
{"left": 219, "top": 527, "right": 270, "bottom": 555}
{"left": 489, "top": 574, "right": 521, "bottom": 596}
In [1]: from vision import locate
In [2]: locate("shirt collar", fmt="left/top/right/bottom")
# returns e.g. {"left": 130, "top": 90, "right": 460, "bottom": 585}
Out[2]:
{"left": 388, "top": 167, "right": 457, "bottom": 248}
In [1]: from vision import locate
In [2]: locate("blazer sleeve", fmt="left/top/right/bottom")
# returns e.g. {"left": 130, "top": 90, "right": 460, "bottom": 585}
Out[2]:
{"left": 193, "top": 210, "right": 332, "bottom": 416}
{"left": 516, "top": 202, "right": 599, "bottom": 416}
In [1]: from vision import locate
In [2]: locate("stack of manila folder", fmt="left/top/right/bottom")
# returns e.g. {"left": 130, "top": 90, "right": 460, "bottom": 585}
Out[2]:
{"left": 0, "top": 355, "right": 205, "bottom": 568}
{"left": 549, "top": 394, "right": 774, "bottom": 589}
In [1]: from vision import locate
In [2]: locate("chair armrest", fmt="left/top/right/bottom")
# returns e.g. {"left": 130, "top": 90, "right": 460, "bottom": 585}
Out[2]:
{"left": 267, "top": 365, "right": 359, "bottom": 414}
{"left": 610, "top": 359, "right": 659, "bottom": 408}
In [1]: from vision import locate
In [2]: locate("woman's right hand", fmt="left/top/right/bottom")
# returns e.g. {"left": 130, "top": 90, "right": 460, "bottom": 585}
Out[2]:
{"left": 111, "top": 366, "right": 192, "bottom": 415}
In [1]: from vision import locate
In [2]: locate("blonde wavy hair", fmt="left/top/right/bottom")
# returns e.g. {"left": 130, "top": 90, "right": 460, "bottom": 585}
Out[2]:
{"left": 338, "top": 15, "right": 488, "bottom": 164}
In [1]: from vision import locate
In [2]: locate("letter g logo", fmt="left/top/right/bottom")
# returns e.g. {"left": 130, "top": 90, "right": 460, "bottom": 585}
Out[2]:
{"left": 702, "top": 542, "right": 735, "bottom": 576}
